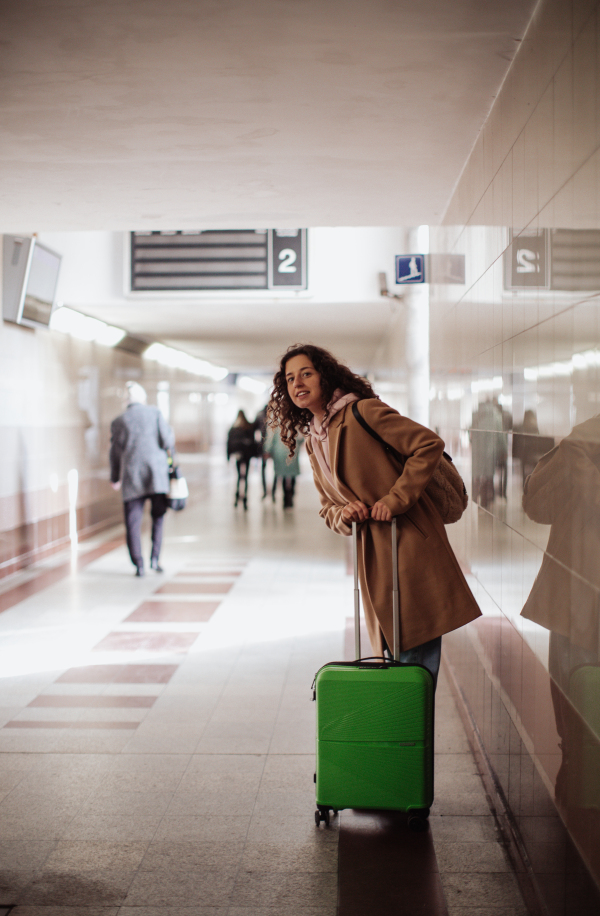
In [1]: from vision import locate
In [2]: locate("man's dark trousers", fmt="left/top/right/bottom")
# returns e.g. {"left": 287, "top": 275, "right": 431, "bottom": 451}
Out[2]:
{"left": 123, "top": 494, "right": 168, "bottom": 570}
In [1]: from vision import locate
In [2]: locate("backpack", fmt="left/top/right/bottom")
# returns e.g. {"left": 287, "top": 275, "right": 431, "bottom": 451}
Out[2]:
{"left": 351, "top": 401, "right": 468, "bottom": 524}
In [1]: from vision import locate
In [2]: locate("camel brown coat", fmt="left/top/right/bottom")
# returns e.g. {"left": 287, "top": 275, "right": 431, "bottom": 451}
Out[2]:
{"left": 521, "top": 417, "right": 600, "bottom": 650}
{"left": 306, "top": 398, "right": 481, "bottom": 655}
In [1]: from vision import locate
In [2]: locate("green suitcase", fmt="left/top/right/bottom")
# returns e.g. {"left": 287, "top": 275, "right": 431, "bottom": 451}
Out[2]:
{"left": 313, "top": 519, "right": 434, "bottom": 830}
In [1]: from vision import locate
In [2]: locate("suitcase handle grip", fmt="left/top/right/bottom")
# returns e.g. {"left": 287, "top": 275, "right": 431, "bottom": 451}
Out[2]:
{"left": 352, "top": 517, "right": 401, "bottom": 663}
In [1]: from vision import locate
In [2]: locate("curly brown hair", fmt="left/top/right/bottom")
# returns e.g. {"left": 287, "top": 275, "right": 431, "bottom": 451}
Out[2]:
{"left": 268, "top": 344, "right": 378, "bottom": 457}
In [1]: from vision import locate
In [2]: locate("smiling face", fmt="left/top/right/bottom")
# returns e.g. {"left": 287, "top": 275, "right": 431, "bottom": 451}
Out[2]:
{"left": 284, "top": 353, "right": 325, "bottom": 417}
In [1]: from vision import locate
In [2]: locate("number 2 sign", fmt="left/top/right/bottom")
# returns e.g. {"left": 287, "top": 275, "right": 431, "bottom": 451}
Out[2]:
{"left": 269, "top": 229, "right": 307, "bottom": 289}
{"left": 505, "top": 229, "right": 549, "bottom": 289}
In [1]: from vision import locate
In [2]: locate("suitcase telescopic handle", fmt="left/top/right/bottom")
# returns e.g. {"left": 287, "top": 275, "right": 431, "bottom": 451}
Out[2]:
{"left": 352, "top": 517, "right": 401, "bottom": 662}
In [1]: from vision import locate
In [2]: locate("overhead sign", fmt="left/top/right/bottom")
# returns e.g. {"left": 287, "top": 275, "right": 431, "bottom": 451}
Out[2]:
{"left": 391, "top": 254, "right": 465, "bottom": 287}
{"left": 505, "top": 228, "right": 600, "bottom": 291}
{"left": 504, "top": 229, "right": 549, "bottom": 289}
{"left": 268, "top": 229, "right": 307, "bottom": 290}
{"left": 395, "top": 254, "right": 425, "bottom": 284}
{"left": 550, "top": 228, "right": 600, "bottom": 291}
{"left": 130, "top": 229, "right": 308, "bottom": 292}
{"left": 428, "top": 253, "right": 465, "bottom": 285}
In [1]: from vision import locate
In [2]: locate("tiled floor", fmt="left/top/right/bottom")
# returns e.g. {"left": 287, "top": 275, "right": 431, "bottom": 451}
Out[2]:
{"left": 0, "top": 456, "right": 529, "bottom": 914}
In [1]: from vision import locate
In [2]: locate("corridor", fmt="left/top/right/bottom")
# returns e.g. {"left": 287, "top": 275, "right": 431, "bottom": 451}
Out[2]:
{"left": 0, "top": 458, "right": 526, "bottom": 914}
{"left": 4, "top": 0, "right": 600, "bottom": 910}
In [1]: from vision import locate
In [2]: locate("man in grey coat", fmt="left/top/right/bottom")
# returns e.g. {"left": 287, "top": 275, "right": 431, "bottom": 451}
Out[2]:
{"left": 110, "top": 382, "right": 175, "bottom": 576}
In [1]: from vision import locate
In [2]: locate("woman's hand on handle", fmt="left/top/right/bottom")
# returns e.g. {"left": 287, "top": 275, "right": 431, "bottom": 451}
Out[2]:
{"left": 341, "top": 500, "right": 393, "bottom": 523}
{"left": 370, "top": 500, "right": 392, "bottom": 522}
{"left": 341, "top": 500, "right": 371, "bottom": 523}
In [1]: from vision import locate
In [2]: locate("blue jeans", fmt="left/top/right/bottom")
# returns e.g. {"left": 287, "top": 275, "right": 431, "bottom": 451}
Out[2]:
{"left": 383, "top": 635, "right": 442, "bottom": 691}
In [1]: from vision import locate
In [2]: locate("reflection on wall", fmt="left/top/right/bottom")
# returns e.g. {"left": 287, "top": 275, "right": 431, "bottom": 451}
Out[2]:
{"left": 78, "top": 365, "right": 100, "bottom": 460}
{"left": 424, "top": 0, "right": 600, "bottom": 909}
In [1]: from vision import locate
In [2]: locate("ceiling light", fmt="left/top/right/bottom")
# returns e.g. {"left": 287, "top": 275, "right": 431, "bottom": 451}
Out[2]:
{"left": 524, "top": 349, "right": 600, "bottom": 381}
{"left": 471, "top": 376, "right": 503, "bottom": 394}
{"left": 238, "top": 376, "right": 268, "bottom": 394}
{"left": 144, "top": 343, "right": 228, "bottom": 380}
{"left": 50, "top": 307, "right": 125, "bottom": 346}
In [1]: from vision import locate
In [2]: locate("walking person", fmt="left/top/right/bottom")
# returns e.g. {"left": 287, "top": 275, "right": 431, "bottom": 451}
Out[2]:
{"left": 110, "top": 381, "right": 175, "bottom": 577}
{"left": 227, "top": 410, "right": 258, "bottom": 510}
{"left": 254, "top": 405, "right": 270, "bottom": 499}
{"left": 268, "top": 344, "right": 481, "bottom": 687}
{"left": 266, "top": 425, "right": 303, "bottom": 508}
{"left": 469, "top": 398, "right": 505, "bottom": 509}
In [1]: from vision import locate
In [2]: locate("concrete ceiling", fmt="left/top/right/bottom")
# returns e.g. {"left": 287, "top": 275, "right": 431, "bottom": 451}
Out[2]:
{"left": 1, "top": 0, "right": 537, "bottom": 375}
{"left": 1, "top": 0, "right": 536, "bottom": 234}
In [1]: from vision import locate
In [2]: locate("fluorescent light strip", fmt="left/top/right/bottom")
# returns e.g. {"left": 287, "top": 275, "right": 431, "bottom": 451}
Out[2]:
{"left": 471, "top": 376, "right": 503, "bottom": 394}
{"left": 237, "top": 376, "right": 268, "bottom": 394}
{"left": 50, "top": 307, "right": 126, "bottom": 347}
{"left": 524, "top": 349, "right": 600, "bottom": 381}
{"left": 144, "top": 342, "right": 228, "bottom": 381}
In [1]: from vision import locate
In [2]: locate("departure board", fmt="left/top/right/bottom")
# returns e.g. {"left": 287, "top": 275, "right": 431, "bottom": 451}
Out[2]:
{"left": 130, "top": 229, "right": 307, "bottom": 292}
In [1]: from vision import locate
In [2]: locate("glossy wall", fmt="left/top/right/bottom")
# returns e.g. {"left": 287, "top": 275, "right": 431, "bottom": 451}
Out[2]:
{"left": 427, "top": 0, "right": 600, "bottom": 911}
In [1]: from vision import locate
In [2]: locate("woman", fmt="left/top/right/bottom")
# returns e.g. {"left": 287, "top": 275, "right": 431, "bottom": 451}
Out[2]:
{"left": 268, "top": 344, "right": 481, "bottom": 685}
{"left": 266, "top": 425, "right": 303, "bottom": 508}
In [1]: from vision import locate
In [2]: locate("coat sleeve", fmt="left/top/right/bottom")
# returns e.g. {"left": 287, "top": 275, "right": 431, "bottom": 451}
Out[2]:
{"left": 306, "top": 441, "right": 353, "bottom": 536}
{"left": 523, "top": 434, "right": 600, "bottom": 524}
{"left": 157, "top": 411, "right": 175, "bottom": 452}
{"left": 358, "top": 399, "right": 445, "bottom": 517}
{"left": 109, "top": 418, "right": 124, "bottom": 484}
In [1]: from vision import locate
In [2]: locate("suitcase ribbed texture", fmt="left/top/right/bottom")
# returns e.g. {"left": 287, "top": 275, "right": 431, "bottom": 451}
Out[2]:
{"left": 315, "top": 662, "right": 433, "bottom": 812}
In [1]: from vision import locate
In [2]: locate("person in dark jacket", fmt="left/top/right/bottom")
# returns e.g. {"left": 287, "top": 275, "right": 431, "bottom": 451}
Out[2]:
{"left": 512, "top": 409, "right": 555, "bottom": 486}
{"left": 110, "top": 382, "right": 175, "bottom": 576}
{"left": 227, "top": 410, "right": 258, "bottom": 510}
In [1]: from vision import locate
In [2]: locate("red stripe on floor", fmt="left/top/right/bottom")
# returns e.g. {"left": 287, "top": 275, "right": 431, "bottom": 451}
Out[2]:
{"left": 92, "top": 632, "right": 199, "bottom": 653}
{"left": 4, "top": 720, "right": 139, "bottom": 730}
{"left": 176, "top": 570, "right": 242, "bottom": 577}
{"left": 28, "top": 695, "right": 156, "bottom": 708}
{"left": 155, "top": 581, "right": 232, "bottom": 594}
{"left": 125, "top": 601, "right": 220, "bottom": 622}
{"left": 55, "top": 664, "right": 178, "bottom": 683}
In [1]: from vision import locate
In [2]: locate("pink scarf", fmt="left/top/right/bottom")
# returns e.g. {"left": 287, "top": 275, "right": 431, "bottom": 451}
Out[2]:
{"left": 309, "top": 389, "right": 358, "bottom": 493}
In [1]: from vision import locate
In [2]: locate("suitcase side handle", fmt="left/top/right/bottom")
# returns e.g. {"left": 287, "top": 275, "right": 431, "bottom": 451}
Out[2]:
{"left": 352, "top": 517, "right": 401, "bottom": 663}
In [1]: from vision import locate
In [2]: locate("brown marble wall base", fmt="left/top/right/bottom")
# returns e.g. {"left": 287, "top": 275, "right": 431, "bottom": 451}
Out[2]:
{"left": 0, "top": 498, "right": 123, "bottom": 580}
{"left": 443, "top": 631, "right": 600, "bottom": 916}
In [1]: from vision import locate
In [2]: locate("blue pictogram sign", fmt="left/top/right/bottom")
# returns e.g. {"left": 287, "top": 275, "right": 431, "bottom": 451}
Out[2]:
{"left": 395, "top": 254, "right": 426, "bottom": 284}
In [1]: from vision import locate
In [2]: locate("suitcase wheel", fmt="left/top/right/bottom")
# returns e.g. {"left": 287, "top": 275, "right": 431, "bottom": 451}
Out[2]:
{"left": 407, "top": 809, "right": 430, "bottom": 832}
{"left": 315, "top": 807, "right": 331, "bottom": 827}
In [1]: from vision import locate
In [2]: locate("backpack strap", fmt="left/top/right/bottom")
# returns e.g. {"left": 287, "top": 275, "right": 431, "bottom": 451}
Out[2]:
{"left": 351, "top": 401, "right": 405, "bottom": 463}
{"left": 352, "top": 401, "right": 453, "bottom": 464}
